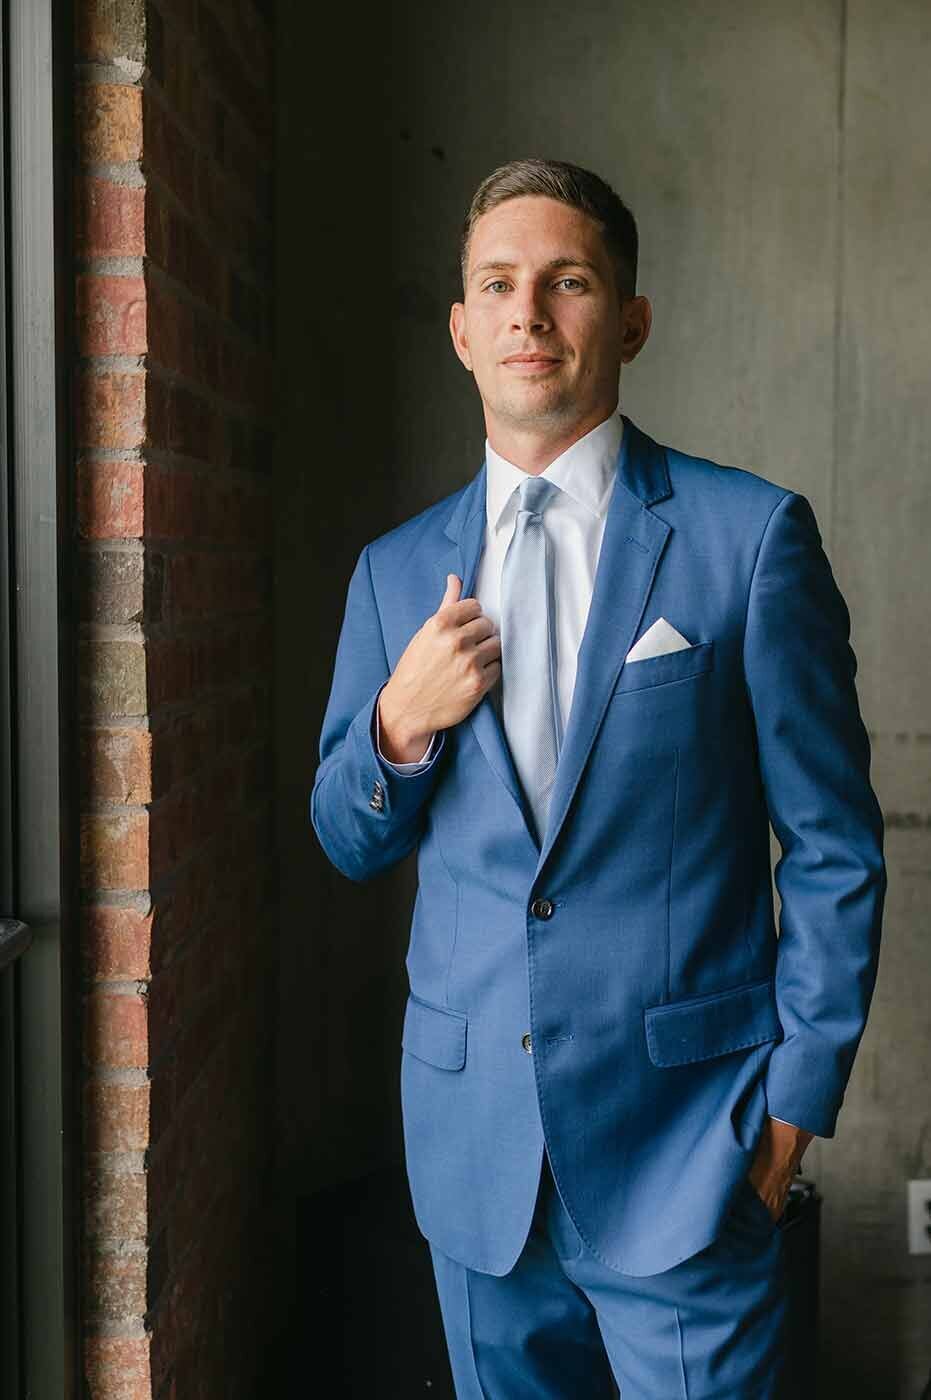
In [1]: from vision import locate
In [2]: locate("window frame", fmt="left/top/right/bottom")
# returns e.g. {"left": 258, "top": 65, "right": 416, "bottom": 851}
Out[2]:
{"left": 0, "top": 0, "right": 81, "bottom": 1393}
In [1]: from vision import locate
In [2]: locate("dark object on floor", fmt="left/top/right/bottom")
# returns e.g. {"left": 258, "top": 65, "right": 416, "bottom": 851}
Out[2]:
{"left": 777, "top": 1175, "right": 822, "bottom": 1400}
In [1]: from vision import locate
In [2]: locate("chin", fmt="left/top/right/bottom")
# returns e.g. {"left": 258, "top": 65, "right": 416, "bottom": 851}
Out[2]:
{"left": 496, "top": 378, "right": 571, "bottom": 409}
{"left": 501, "top": 401, "right": 577, "bottom": 432}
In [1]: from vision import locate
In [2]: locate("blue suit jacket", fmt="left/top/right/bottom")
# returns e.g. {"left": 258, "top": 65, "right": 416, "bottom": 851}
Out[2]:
{"left": 311, "top": 415, "right": 887, "bottom": 1277}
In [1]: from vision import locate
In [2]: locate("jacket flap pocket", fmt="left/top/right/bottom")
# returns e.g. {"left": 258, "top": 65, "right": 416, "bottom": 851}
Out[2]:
{"left": 644, "top": 976, "right": 782, "bottom": 1067}
{"left": 613, "top": 640, "right": 714, "bottom": 696}
{"left": 402, "top": 993, "right": 467, "bottom": 1070}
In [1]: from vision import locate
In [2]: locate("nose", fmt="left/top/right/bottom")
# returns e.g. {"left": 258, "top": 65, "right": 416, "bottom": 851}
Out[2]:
{"left": 509, "top": 283, "right": 552, "bottom": 335}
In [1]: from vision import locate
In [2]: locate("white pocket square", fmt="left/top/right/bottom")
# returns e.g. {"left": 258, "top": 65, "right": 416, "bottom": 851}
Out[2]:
{"left": 626, "top": 617, "right": 694, "bottom": 663}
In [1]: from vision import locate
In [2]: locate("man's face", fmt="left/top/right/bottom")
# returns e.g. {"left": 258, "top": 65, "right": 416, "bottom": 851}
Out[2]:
{"left": 449, "top": 195, "right": 650, "bottom": 436}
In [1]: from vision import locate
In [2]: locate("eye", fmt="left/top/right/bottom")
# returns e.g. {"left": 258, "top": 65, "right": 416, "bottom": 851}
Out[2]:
{"left": 556, "top": 277, "right": 585, "bottom": 290}
{"left": 483, "top": 280, "right": 509, "bottom": 293}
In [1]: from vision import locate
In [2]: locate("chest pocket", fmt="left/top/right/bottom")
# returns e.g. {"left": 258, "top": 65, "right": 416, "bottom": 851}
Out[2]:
{"left": 610, "top": 639, "right": 714, "bottom": 698}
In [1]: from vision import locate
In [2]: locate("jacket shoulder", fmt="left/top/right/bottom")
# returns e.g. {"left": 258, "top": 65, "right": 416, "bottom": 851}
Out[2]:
{"left": 663, "top": 440, "right": 793, "bottom": 506}
{"left": 659, "top": 440, "right": 799, "bottom": 541}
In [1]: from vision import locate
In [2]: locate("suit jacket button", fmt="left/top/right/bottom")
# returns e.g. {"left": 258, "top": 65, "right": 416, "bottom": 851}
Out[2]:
{"left": 521, "top": 1033, "right": 532, "bottom": 1053}
{"left": 531, "top": 898, "right": 554, "bottom": 919}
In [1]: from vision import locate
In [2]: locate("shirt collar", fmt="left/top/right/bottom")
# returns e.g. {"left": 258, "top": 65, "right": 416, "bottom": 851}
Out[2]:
{"left": 484, "top": 409, "right": 624, "bottom": 533}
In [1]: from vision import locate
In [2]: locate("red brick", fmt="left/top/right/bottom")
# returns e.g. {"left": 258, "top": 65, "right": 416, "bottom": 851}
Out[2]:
{"left": 77, "top": 460, "right": 145, "bottom": 540}
{"left": 76, "top": 368, "right": 146, "bottom": 451}
{"left": 79, "top": 639, "right": 147, "bottom": 718}
{"left": 164, "top": 550, "right": 263, "bottom": 623}
{"left": 146, "top": 958, "right": 182, "bottom": 1055}
{"left": 146, "top": 280, "right": 200, "bottom": 383}
{"left": 75, "top": 2, "right": 278, "bottom": 1391}
{"left": 85, "top": 990, "right": 149, "bottom": 1068}
{"left": 144, "top": 636, "right": 193, "bottom": 710}
{"left": 81, "top": 727, "right": 153, "bottom": 804}
{"left": 76, "top": 82, "right": 143, "bottom": 163}
{"left": 143, "top": 464, "right": 271, "bottom": 546}
{"left": 147, "top": 855, "right": 224, "bottom": 973}
{"left": 75, "top": 175, "right": 145, "bottom": 258}
{"left": 75, "top": 2, "right": 145, "bottom": 65}
{"left": 197, "top": 2, "right": 270, "bottom": 144}
{"left": 76, "top": 274, "right": 147, "bottom": 356}
{"left": 85, "top": 1079, "right": 150, "bottom": 1153}
{"left": 149, "top": 703, "right": 215, "bottom": 795}
{"left": 216, "top": 337, "right": 274, "bottom": 414}
{"left": 83, "top": 1334, "right": 151, "bottom": 1400}
{"left": 83, "top": 905, "right": 153, "bottom": 981}
{"left": 148, "top": 773, "right": 228, "bottom": 883}
{"left": 145, "top": 375, "right": 214, "bottom": 462}
{"left": 84, "top": 1162, "right": 148, "bottom": 1238}
{"left": 143, "top": 98, "right": 198, "bottom": 212}
{"left": 145, "top": 189, "right": 222, "bottom": 308}
{"left": 81, "top": 809, "right": 149, "bottom": 891}
{"left": 86, "top": 1243, "right": 147, "bottom": 1320}
{"left": 157, "top": 25, "right": 212, "bottom": 145}
{"left": 82, "top": 547, "right": 146, "bottom": 625}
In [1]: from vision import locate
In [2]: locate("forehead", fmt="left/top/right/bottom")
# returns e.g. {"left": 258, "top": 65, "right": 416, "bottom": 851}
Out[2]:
{"left": 467, "top": 195, "right": 606, "bottom": 269}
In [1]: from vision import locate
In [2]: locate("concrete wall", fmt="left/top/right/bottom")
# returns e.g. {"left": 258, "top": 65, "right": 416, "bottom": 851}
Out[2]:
{"left": 275, "top": 2, "right": 931, "bottom": 1392}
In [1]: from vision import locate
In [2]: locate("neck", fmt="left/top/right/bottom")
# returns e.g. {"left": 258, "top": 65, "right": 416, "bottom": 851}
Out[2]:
{"left": 485, "top": 400, "right": 619, "bottom": 474}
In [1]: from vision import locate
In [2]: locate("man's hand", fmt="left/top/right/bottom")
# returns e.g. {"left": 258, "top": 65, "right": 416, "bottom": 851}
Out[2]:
{"left": 377, "top": 574, "right": 501, "bottom": 762}
{"left": 748, "top": 1116, "right": 815, "bottom": 1222}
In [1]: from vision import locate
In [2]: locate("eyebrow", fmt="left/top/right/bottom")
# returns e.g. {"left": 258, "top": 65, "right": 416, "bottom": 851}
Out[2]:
{"left": 469, "top": 256, "right": 602, "bottom": 283}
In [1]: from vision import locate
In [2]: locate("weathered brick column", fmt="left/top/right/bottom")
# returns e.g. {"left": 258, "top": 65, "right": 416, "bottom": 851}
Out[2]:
{"left": 74, "top": 2, "right": 278, "bottom": 1395}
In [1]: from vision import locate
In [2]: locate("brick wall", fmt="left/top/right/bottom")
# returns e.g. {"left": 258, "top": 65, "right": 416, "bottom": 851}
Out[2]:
{"left": 74, "top": 1, "right": 278, "bottom": 1395}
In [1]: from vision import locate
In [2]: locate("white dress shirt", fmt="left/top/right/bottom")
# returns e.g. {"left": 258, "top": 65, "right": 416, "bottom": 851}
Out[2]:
{"left": 373, "top": 408, "right": 799, "bottom": 1133}
{"left": 376, "top": 407, "right": 624, "bottom": 769}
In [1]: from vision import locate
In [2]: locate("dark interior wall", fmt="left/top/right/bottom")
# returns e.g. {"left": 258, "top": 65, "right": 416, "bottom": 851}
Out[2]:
{"left": 275, "top": 5, "right": 930, "bottom": 1396}
{"left": 273, "top": 0, "right": 426, "bottom": 1213}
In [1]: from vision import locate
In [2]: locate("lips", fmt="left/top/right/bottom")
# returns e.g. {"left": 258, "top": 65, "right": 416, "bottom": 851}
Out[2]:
{"left": 503, "top": 354, "right": 561, "bottom": 364}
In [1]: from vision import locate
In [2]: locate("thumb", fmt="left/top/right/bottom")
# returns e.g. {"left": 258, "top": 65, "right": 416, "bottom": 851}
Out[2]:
{"left": 440, "top": 573, "right": 462, "bottom": 609}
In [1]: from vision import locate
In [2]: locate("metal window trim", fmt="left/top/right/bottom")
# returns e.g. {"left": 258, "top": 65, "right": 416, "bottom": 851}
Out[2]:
{"left": 1, "top": 0, "right": 81, "bottom": 1395}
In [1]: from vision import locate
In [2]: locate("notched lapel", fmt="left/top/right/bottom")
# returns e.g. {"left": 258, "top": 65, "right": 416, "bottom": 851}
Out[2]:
{"left": 434, "top": 464, "right": 538, "bottom": 845}
{"left": 536, "top": 417, "right": 673, "bottom": 873}
{"left": 432, "top": 416, "right": 675, "bottom": 866}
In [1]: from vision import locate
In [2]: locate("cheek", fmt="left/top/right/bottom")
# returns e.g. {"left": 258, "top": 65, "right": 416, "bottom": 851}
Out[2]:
{"left": 464, "top": 316, "right": 498, "bottom": 364}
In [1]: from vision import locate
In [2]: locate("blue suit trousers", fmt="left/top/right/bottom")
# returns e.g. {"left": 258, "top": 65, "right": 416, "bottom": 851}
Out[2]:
{"left": 429, "top": 1147, "right": 789, "bottom": 1399}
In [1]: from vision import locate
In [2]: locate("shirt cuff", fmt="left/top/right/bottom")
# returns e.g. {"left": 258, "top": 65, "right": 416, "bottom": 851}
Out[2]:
{"left": 375, "top": 699, "right": 438, "bottom": 771}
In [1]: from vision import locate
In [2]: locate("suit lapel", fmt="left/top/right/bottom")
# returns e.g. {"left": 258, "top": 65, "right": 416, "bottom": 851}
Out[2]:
{"left": 535, "top": 419, "right": 672, "bottom": 873}
{"left": 434, "top": 467, "right": 538, "bottom": 842}
{"left": 434, "top": 415, "right": 673, "bottom": 867}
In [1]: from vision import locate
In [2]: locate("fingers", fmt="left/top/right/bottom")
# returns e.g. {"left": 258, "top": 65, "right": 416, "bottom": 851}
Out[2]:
{"left": 473, "top": 634, "right": 502, "bottom": 664}
{"left": 457, "top": 614, "right": 499, "bottom": 646}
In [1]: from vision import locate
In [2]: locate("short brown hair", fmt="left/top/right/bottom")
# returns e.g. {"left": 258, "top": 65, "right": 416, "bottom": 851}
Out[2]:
{"left": 460, "top": 157, "right": 639, "bottom": 302}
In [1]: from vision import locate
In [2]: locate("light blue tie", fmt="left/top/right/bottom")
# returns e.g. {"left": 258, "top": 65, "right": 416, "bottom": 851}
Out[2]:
{"left": 499, "top": 474, "right": 563, "bottom": 846}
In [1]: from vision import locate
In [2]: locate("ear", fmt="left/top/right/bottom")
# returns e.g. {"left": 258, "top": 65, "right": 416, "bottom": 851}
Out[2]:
{"left": 620, "top": 295, "right": 652, "bottom": 365}
{"left": 449, "top": 301, "right": 473, "bottom": 372}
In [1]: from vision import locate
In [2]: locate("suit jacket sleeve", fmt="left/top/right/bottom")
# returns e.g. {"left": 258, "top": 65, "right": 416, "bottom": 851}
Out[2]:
{"left": 375, "top": 703, "right": 440, "bottom": 770}
{"left": 310, "top": 543, "right": 446, "bottom": 882}
{"left": 743, "top": 490, "right": 887, "bottom": 1139}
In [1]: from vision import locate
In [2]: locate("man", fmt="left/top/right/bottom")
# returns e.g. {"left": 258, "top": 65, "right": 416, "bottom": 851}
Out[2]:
{"left": 310, "top": 158, "right": 886, "bottom": 1397}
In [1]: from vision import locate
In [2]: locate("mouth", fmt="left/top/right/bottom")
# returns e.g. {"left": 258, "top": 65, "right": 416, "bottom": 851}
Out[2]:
{"left": 502, "top": 355, "right": 563, "bottom": 374}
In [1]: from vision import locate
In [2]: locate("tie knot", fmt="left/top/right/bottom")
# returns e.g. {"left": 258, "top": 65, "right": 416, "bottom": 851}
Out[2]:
{"left": 517, "top": 474, "right": 559, "bottom": 517}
